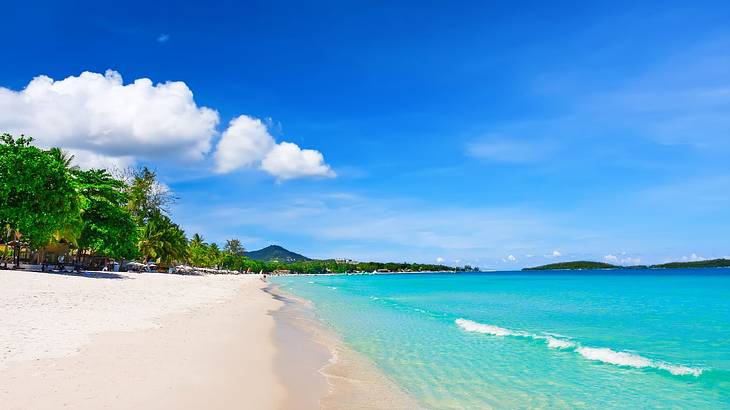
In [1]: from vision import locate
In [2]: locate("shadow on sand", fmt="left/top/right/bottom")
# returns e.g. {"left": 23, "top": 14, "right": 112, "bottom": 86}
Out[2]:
{"left": 44, "top": 270, "right": 131, "bottom": 280}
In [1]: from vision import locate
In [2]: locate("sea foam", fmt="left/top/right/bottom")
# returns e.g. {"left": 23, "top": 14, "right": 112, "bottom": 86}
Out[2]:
{"left": 455, "top": 318, "right": 703, "bottom": 377}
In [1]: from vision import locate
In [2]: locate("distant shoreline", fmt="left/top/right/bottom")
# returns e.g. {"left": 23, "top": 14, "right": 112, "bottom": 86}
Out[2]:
{"left": 523, "top": 259, "right": 730, "bottom": 271}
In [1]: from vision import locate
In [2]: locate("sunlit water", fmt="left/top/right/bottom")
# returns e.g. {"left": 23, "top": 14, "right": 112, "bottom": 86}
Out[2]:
{"left": 272, "top": 270, "right": 730, "bottom": 409}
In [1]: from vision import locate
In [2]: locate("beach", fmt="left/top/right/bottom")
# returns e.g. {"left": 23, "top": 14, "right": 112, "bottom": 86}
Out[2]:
{"left": 0, "top": 269, "right": 417, "bottom": 409}
{"left": 0, "top": 270, "right": 287, "bottom": 409}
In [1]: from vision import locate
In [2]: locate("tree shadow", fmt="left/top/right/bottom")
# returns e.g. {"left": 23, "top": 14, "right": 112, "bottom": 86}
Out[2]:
{"left": 45, "top": 270, "right": 131, "bottom": 280}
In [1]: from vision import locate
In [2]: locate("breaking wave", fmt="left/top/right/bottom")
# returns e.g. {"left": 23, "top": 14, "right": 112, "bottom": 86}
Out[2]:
{"left": 455, "top": 318, "right": 703, "bottom": 377}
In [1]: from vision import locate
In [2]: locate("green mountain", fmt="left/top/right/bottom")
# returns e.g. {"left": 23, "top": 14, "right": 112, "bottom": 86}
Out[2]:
{"left": 245, "top": 245, "right": 310, "bottom": 263}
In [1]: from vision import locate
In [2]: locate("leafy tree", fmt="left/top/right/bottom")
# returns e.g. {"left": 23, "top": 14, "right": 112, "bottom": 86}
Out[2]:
{"left": 0, "top": 134, "right": 80, "bottom": 251}
{"left": 75, "top": 169, "right": 139, "bottom": 260}
{"left": 126, "top": 167, "right": 175, "bottom": 224}
{"left": 224, "top": 239, "right": 245, "bottom": 256}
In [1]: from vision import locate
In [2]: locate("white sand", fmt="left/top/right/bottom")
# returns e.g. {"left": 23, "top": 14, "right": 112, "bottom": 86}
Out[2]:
{"left": 0, "top": 270, "right": 289, "bottom": 409}
{"left": 0, "top": 270, "right": 252, "bottom": 367}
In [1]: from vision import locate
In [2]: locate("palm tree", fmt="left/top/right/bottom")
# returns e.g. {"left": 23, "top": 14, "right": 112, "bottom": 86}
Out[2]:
{"left": 137, "top": 213, "right": 187, "bottom": 266}
{"left": 208, "top": 243, "right": 221, "bottom": 268}
{"left": 190, "top": 233, "right": 205, "bottom": 248}
{"left": 47, "top": 147, "right": 78, "bottom": 170}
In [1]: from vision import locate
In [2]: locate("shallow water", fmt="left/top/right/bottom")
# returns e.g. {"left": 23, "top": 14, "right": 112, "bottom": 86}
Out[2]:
{"left": 272, "top": 269, "right": 730, "bottom": 409}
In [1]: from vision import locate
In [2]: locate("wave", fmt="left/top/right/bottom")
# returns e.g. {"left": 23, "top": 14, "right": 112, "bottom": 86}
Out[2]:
{"left": 455, "top": 318, "right": 703, "bottom": 377}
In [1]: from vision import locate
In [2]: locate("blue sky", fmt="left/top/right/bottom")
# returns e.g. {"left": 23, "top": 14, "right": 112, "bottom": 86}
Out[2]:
{"left": 2, "top": 1, "right": 729, "bottom": 268}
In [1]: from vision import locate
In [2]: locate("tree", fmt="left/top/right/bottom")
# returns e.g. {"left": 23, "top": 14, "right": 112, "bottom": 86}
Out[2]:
{"left": 75, "top": 169, "right": 139, "bottom": 260}
{"left": 126, "top": 167, "right": 176, "bottom": 224}
{"left": 208, "top": 243, "right": 221, "bottom": 268}
{"left": 187, "top": 233, "right": 209, "bottom": 267}
{"left": 224, "top": 239, "right": 245, "bottom": 256}
{"left": 137, "top": 211, "right": 187, "bottom": 265}
{"left": 0, "top": 134, "right": 80, "bottom": 255}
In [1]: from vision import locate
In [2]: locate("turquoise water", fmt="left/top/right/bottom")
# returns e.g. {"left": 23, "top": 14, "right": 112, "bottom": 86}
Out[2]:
{"left": 272, "top": 270, "right": 730, "bottom": 409}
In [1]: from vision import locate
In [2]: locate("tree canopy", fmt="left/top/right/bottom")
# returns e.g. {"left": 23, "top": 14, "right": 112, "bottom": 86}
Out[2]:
{"left": 0, "top": 134, "right": 79, "bottom": 248}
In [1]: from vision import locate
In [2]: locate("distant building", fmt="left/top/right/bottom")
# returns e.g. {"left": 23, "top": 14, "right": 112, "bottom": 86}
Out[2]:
{"left": 335, "top": 258, "right": 358, "bottom": 264}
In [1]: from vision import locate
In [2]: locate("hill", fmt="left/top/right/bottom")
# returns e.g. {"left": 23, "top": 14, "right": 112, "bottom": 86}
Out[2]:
{"left": 651, "top": 259, "right": 730, "bottom": 269}
{"left": 244, "top": 245, "right": 310, "bottom": 263}
{"left": 523, "top": 261, "right": 620, "bottom": 271}
{"left": 524, "top": 258, "right": 730, "bottom": 271}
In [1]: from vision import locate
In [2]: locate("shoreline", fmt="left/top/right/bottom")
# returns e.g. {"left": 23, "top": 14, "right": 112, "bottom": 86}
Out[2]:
{"left": 266, "top": 282, "right": 422, "bottom": 409}
{"left": 0, "top": 270, "right": 285, "bottom": 409}
{"left": 0, "top": 269, "right": 420, "bottom": 409}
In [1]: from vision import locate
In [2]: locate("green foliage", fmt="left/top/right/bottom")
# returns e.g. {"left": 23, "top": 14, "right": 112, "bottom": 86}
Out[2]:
{"left": 523, "top": 261, "right": 620, "bottom": 271}
{"left": 224, "top": 239, "right": 245, "bottom": 256}
{"left": 0, "top": 134, "right": 80, "bottom": 248}
{"left": 187, "top": 233, "right": 211, "bottom": 267}
{"left": 137, "top": 211, "right": 187, "bottom": 265}
{"left": 245, "top": 245, "right": 309, "bottom": 262}
{"left": 651, "top": 259, "right": 730, "bottom": 269}
{"left": 523, "top": 259, "right": 730, "bottom": 271}
{"left": 74, "top": 169, "right": 139, "bottom": 260}
{"left": 126, "top": 167, "right": 175, "bottom": 224}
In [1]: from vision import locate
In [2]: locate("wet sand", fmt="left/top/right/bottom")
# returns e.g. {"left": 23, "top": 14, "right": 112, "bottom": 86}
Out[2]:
{"left": 268, "top": 284, "right": 422, "bottom": 409}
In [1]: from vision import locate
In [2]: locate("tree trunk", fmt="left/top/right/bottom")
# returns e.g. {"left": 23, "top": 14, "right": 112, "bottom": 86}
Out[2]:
{"left": 14, "top": 242, "right": 20, "bottom": 268}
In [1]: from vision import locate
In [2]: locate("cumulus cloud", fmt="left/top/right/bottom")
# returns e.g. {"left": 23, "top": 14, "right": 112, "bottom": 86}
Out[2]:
{"left": 545, "top": 250, "right": 562, "bottom": 258}
{"left": 0, "top": 70, "right": 334, "bottom": 180}
{"left": 506, "top": 254, "right": 517, "bottom": 262}
{"left": 214, "top": 116, "right": 275, "bottom": 173}
{"left": 66, "top": 149, "right": 135, "bottom": 171}
{"left": 604, "top": 253, "right": 641, "bottom": 265}
{"left": 261, "top": 142, "right": 335, "bottom": 180}
{"left": 215, "top": 115, "right": 335, "bottom": 180}
{"left": 0, "top": 70, "right": 218, "bottom": 165}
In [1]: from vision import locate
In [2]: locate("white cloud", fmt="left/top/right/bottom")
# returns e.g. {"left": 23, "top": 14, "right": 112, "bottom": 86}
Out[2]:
{"left": 545, "top": 250, "right": 562, "bottom": 258}
{"left": 681, "top": 253, "right": 705, "bottom": 262}
{"left": 66, "top": 149, "right": 135, "bottom": 171}
{"left": 436, "top": 257, "right": 445, "bottom": 263}
{"left": 604, "top": 253, "right": 641, "bottom": 265}
{"left": 0, "top": 70, "right": 218, "bottom": 165}
{"left": 621, "top": 256, "right": 641, "bottom": 265}
{"left": 214, "top": 116, "right": 275, "bottom": 173}
{"left": 0, "top": 70, "right": 334, "bottom": 180}
{"left": 507, "top": 254, "right": 517, "bottom": 262}
{"left": 261, "top": 142, "right": 335, "bottom": 180}
{"left": 157, "top": 34, "right": 170, "bottom": 43}
{"left": 215, "top": 115, "right": 335, "bottom": 180}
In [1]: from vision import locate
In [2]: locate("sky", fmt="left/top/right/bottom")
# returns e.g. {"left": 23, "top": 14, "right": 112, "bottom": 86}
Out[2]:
{"left": 2, "top": 0, "right": 729, "bottom": 268}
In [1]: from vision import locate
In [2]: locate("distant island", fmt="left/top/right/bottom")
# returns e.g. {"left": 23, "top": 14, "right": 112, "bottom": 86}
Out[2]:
{"left": 523, "top": 259, "right": 730, "bottom": 271}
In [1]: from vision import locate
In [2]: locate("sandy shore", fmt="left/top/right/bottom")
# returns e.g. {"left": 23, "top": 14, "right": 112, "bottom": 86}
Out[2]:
{"left": 0, "top": 269, "right": 419, "bottom": 409}
{"left": 268, "top": 285, "right": 422, "bottom": 410}
{"left": 0, "top": 270, "right": 288, "bottom": 409}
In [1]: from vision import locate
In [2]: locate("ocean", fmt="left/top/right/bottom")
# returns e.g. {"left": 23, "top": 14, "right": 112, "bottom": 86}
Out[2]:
{"left": 271, "top": 269, "right": 730, "bottom": 409}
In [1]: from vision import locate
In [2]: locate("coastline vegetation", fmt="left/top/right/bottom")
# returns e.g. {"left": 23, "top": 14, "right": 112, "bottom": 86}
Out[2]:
{"left": 0, "top": 133, "right": 468, "bottom": 274}
{"left": 524, "top": 259, "right": 730, "bottom": 271}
